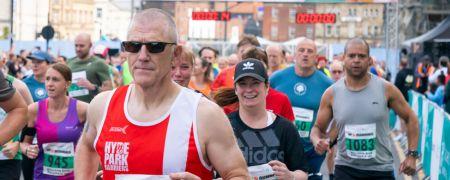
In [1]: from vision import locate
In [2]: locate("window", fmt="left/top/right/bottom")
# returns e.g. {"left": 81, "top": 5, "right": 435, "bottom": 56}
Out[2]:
{"left": 326, "top": 25, "right": 332, "bottom": 37}
{"left": 364, "top": 25, "right": 369, "bottom": 36}
{"left": 374, "top": 26, "right": 378, "bottom": 36}
{"left": 370, "top": 9, "right": 373, "bottom": 17}
{"left": 96, "top": 8, "right": 102, "bottom": 18}
{"left": 271, "top": 25, "right": 278, "bottom": 39}
{"left": 289, "top": 8, "right": 296, "bottom": 23}
{"left": 272, "top": 8, "right": 279, "bottom": 22}
{"left": 288, "top": 26, "right": 296, "bottom": 39}
{"left": 348, "top": 9, "right": 353, "bottom": 16}
{"left": 375, "top": 9, "right": 379, "bottom": 17}
{"left": 353, "top": 9, "right": 357, "bottom": 16}
{"left": 364, "top": 9, "right": 368, "bottom": 17}
{"left": 335, "top": 25, "right": 340, "bottom": 37}
{"left": 306, "top": 26, "right": 313, "bottom": 38}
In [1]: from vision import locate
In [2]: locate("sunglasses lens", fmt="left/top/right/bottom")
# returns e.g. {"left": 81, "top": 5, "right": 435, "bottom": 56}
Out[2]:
{"left": 122, "top": 42, "right": 141, "bottom": 53}
{"left": 146, "top": 42, "right": 166, "bottom": 53}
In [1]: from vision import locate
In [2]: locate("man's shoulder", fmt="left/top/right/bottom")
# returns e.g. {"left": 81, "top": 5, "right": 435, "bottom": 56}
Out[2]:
{"left": 271, "top": 66, "right": 293, "bottom": 79}
{"left": 314, "top": 70, "right": 333, "bottom": 85}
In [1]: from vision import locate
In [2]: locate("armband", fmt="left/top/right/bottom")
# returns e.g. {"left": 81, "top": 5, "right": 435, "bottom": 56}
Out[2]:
{"left": 23, "top": 127, "right": 36, "bottom": 136}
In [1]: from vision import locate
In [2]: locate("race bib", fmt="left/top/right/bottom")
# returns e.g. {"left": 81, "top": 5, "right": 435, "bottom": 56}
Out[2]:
{"left": 68, "top": 71, "right": 89, "bottom": 97}
{"left": 116, "top": 174, "right": 171, "bottom": 180}
{"left": 293, "top": 107, "right": 314, "bottom": 138}
{"left": 43, "top": 142, "right": 75, "bottom": 176}
{"left": 344, "top": 124, "right": 377, "bottom": 159}
{"left": 248, "top": 164, "right": 276, "bottom": 180}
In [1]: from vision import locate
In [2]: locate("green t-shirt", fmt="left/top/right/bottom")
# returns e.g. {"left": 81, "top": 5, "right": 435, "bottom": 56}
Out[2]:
{"left": 122, "top": 61, "right": 133, "bottom": 85}
{"left": 0, "top": 76, "right": 22, "bottom": 160}
{"left": 67, "top": 56, "right": 111, "bottom": 103}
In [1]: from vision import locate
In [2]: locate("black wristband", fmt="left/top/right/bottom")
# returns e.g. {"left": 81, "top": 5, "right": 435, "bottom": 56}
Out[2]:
{"left": 23, "top": 127, "right": 36, "bottom": 137}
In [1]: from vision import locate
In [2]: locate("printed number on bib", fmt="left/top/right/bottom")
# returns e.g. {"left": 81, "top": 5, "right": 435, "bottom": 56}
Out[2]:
{"left": 344, "top": 124, "right": 376, "bottom": 159}
{"left": 43, "top": 142, "right": 75, "bottom": 176}
{"left": 293, "top": 107, "right": 314, "bottom": 138}
{"left": 68, "top": 71, "right": 89, "bottom": 97}
{"left": 248, "top": 164, "right": 276, "bottom": 180}
{"left": 116, "top": 174, "right": 171, "bottom": 180}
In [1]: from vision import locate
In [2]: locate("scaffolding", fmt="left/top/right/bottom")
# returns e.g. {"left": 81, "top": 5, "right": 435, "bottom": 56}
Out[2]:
{"left": 384, "top": 1, "right": 399, "bottom": 81}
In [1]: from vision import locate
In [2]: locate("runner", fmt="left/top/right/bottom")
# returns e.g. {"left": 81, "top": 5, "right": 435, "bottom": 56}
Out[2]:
{"left": 270, "top": 38, "right": 333, "bottom": 178}
{"left": 74, "top": 8, "right": 248, "bottom": 180}
{"left": 22, "top": 63, "right": 88, "bottom": 180}
{"left": 213, "top": 47, "right": 295, "bottom": 121}
{"left": 310, "top": 38, "right": 419, "bottom": 179}
{"left": 0, "top": 70, "right": 28, "bottom": 147}
{"left": 225, "top": 58, "right": 309, "bottom": 179}
{"left": 189, "top": 57, "right": 213, "bottom": 98}
{"left": 0, "top": 74, "right": 33, "bottom": 180}
{"left": 171, "top": 46, "right": 194, "bottom": 87}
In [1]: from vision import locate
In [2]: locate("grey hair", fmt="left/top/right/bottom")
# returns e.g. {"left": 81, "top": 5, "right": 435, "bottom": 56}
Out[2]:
{"left": 127, "top": 8, "right": 178, "bottom": 43}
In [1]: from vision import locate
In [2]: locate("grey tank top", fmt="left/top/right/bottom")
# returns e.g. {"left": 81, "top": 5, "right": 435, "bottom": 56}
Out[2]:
{"left": 332, "top": 74, "right": 394, "bottom": 171}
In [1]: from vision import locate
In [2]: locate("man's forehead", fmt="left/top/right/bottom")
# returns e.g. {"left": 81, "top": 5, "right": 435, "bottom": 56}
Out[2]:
{"left": 346, "top": 43, "right": 369, "bottom": 54}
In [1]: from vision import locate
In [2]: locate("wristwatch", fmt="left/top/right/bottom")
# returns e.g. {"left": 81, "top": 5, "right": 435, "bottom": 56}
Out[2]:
{"left": 406, "top": 150, "right": 420, "bottom": 159}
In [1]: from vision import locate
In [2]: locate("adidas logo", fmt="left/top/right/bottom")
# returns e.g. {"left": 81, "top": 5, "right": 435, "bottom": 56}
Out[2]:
{"left": 243, "top": 62, "right": 254, "bottom": 70}
{"left": 237, "top": 129, "right": 284, "bottom": 164}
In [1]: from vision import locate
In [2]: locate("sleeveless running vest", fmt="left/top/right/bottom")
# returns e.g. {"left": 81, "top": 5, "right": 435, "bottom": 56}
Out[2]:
{"left": 332, "top": 74, "right": 394, "bottom": 171}
{"left": 94, "top": 85, "right": 213, "bottom": 180}
{"left": 34, "top": 98, "right": 84, "bottom": 179}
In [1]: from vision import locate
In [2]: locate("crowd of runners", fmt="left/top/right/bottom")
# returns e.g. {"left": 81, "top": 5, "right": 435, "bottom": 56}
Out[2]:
{"left": 0, "top": 8, "right": 420, "bottom": 180}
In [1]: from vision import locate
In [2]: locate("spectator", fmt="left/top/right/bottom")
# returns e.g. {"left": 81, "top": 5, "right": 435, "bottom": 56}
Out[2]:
{"left": 429, "top": 56, "right": 448, "bottom": 83}
{"left": 189, "top": 57, "right": 213, "bottom": 97}
{"left": 426, "top": 72, "right": 445, "bottom": 106}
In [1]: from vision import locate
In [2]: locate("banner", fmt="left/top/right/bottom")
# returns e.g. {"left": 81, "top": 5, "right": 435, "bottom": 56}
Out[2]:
{"left": 407, "top": 91, "right": 450, "bottom": 179}
{"left": 440, "top": 115, "right": 450, "bottom": 179}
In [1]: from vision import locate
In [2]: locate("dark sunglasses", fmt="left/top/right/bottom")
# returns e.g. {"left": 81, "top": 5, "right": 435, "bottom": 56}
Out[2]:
{"left": 121, "top": 41, "right": 176, "bottom": 54}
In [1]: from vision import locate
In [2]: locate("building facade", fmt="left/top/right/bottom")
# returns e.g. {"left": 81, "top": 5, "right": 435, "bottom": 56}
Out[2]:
{"left": 13, "top": 0, "right": 49, "bottom": 40}
{"left": 93, "top": 0, "right": 133, "bottom": 41}
{"left": 314, "top": 3, "right": 384, "bottom": 46}
{"left": 49, "top": 0, "right": 95, "bottom": 40}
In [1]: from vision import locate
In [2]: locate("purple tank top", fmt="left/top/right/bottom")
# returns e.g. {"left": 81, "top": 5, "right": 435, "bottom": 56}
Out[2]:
{"left": 34, "top": 98, "right": 84, "bottom": 180}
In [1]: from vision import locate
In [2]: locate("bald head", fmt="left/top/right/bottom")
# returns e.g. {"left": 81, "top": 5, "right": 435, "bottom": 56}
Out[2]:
{"left": 296, "top": 38, "right": 317, "bottom": 53}
{"left": 74, "top": 33, "right": 92, "bottom": 59}
{"left": 266, "top": 45, "right": 282, "bottom": 54}
{"left": 128, "top": 8, "right": 178, "bottom": 43}
{"left": 344, "top": 38, "right": 369, "bottom": 56}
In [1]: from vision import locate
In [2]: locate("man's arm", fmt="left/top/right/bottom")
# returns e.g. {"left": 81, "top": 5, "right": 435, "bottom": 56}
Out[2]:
{"left": 197, "top": 98, "right": 249, "bottom": 179}
{"left": 75, "top": 91, "right": 111, "bottom": 179}
{"left": 13, "top": 78, "right": 33, "bottom": 105}
{"left": 310, "top": 88, "right": 334, "bottom": 155}
{"left": 385, "top": 82, "right": 419, "bottom": 176}
{"left": 0, "top": 91, "right": 27, "bottom": 145}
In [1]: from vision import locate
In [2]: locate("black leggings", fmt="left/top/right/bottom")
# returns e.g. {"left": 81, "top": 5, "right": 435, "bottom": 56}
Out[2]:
{"left": 335, "top": 165, "right": 395, "bottom": 180}
{"left": 0, "top": 160, "right": 21, "bottom": 180}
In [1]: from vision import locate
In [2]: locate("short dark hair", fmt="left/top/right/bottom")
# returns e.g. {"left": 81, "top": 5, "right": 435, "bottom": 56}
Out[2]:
{"left": 198, "top": 47, "right": 219, "bottom": 58}
{"left": 237, "top": 34, "right": 260, "bottom": 48}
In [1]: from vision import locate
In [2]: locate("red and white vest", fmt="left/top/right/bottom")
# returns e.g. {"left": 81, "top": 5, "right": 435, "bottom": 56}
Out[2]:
{"left": 94, "top": 85, "right": 213, "bottom": 180}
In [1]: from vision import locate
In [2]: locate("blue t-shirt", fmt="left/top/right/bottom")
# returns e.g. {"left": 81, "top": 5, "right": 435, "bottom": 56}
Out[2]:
{"left": 270, "top": 66, "right": 333, "bottom": 152}
{"left": 23, "top": 75, "right": 47, "bottom": 102}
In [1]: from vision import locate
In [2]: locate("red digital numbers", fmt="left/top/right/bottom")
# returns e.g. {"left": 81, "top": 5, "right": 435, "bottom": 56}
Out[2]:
{"left": 296, "top": 13, "right": 336, "bottom": 24}
{"left": 192, "top": 11, "right": 231, "bottom": 21}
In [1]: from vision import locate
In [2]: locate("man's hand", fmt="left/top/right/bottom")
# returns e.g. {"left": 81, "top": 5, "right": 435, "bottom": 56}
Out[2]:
{"left": 77, "top": 78, "right": 96, "bottom": 90}
{"left": 399, "top": 156, "right": 416, "bottom": 176}
{"left": 169, "top": 172, "right": 201, "bottom": 180}
{"left": 1, "top": 141, "right": 19, "bottom": 159}
{"left": 269, "top": 160, "right": 295, "bottom": 180}
{"left": 313, "top": 138, "right": 329, "bottom": 155}
{"left": 24, "top": 144, "right": 39, "bottom": 159}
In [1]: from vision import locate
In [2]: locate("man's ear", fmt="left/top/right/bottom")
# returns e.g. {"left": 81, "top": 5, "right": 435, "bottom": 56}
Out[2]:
{"left": 369, "top": 56, "right": 374, "bottom": 66}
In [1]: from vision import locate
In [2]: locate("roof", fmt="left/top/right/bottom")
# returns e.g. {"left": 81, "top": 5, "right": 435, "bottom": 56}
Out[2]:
{"left": 402, "top": 17, "right": 450, "bottom": 46}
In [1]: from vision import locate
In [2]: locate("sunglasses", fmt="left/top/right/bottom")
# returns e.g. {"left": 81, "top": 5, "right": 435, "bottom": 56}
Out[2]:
{"left": 122, "top": 41, "right": 176, "bottom": 54}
